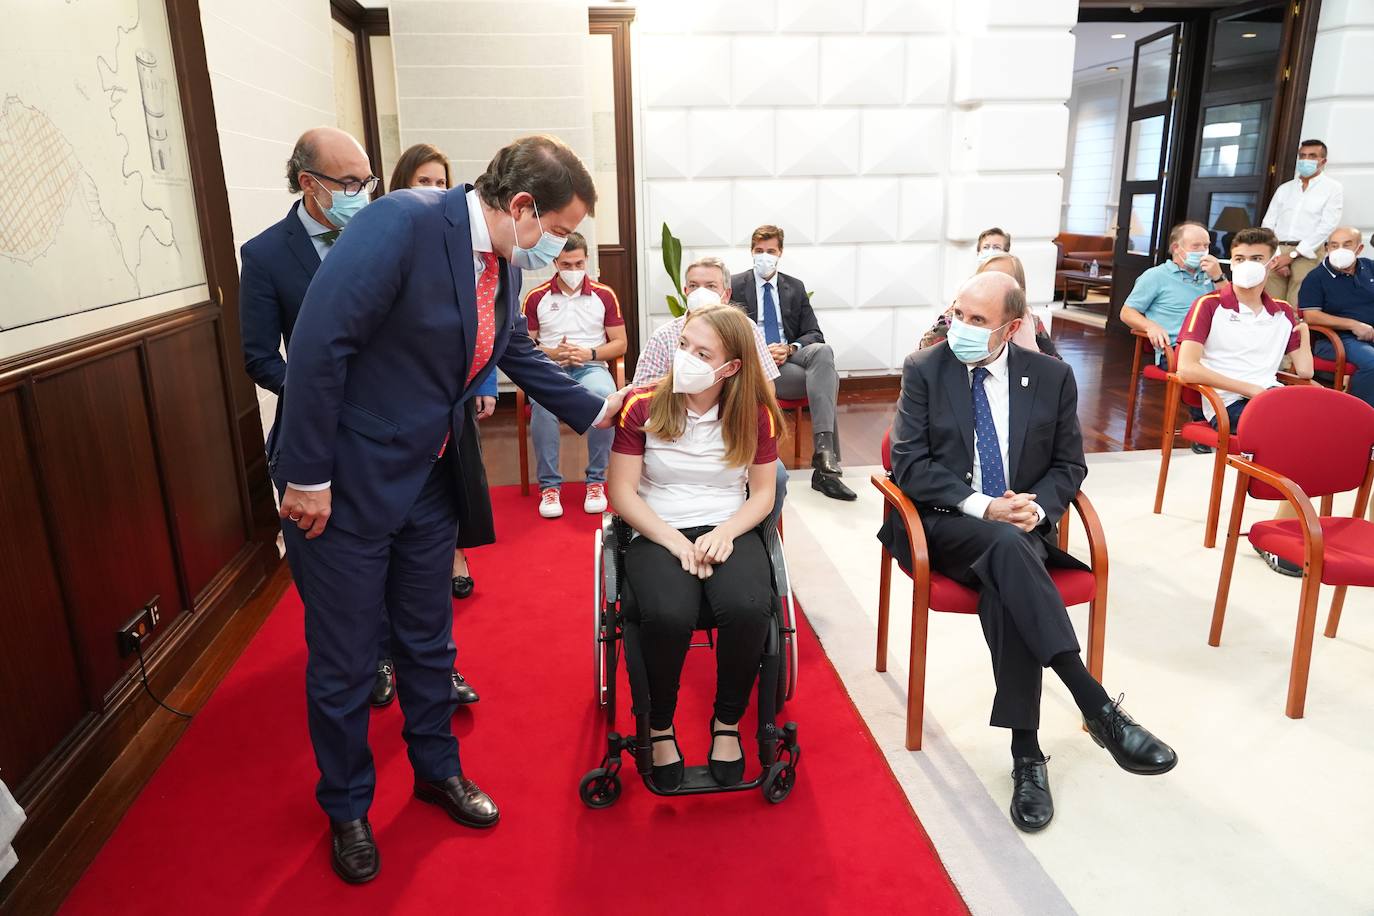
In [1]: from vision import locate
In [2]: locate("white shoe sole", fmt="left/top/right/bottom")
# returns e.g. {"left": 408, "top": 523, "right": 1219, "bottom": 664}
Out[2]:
{"left": 539, "top": 502, "right": 563, "bottom": 519}
{"left": 583, "top": 500, "right": 607, "bottom": 514}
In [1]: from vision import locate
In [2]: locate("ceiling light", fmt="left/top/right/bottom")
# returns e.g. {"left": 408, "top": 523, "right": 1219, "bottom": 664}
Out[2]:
{"left": 1111, "top": 33, "right": 1127, "bottom": 40}
{"left": 1106, "top": 65, "right": 1120, "bottom": 72}
{"left": 1241, "top": 32, "right": 1257, "bottom": 39}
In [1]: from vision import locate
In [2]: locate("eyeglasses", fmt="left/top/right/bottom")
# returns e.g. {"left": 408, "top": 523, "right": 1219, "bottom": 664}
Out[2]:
{"left": 305, "top": 170, "right": 379, "bottom": 197}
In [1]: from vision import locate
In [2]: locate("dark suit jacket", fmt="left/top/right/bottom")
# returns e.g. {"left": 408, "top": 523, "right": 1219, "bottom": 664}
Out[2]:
{"left": 878, "top": 342, "right": 1088, "bottom": 573}
{"left": 273, "top": 185, "right": 602, "bottom": 539}
{"left": 730, "top": 270, "right": 825, "bottom": 348}
{"left": 240, "top": 200, "right": 319, "bottom": 397}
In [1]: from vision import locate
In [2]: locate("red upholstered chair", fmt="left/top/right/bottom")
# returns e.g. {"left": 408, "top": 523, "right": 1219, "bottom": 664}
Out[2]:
{"left": 776, "top": 397, "right": 809, "bottom": 469}
{"left": 1124, "top": 329, "right": 1178, "bottom": 446}
{"left": 1208, "top": 385, "right": 1374, "bottom": 718}
{"left": 1153, "top": 370, "right": 1316, "bottom": 548}
{"left": 1308, "top": 324, "right": 1359, "bottom": 391}
{"left": 873, "top": 429, "right": 1108, "bottom": 750}
{"left": 516, "top": 356, "right": 625, "bottom": 496}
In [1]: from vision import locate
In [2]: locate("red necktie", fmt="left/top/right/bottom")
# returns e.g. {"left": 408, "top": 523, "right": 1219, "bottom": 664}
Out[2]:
{"left": 466, "top": 251, "right": 499, "bottom": 384}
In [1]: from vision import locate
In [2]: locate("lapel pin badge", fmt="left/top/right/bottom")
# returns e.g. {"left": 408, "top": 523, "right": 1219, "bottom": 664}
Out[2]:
{"left": 1020, "top": 376, "right": 1029, "bottom": 387}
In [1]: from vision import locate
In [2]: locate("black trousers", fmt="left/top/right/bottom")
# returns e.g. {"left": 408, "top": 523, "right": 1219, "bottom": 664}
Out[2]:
{"left": 624, "top": 527, "right": 772, "bottom": 730}
{"left": 922, "top": 514, "right": 1082, "bottom": 730}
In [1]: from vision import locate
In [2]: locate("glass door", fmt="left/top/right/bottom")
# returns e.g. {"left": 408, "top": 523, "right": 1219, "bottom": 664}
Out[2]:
{"left": 1109, "top": 26, "right": 1183, "bottom": 319}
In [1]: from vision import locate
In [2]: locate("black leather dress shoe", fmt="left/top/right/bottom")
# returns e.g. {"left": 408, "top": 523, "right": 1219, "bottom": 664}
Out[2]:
{"left": 450, "top": 670, "right": 479, "bottom": 705}
{"left": 452, "top": 575, "right": 474, "bottom": 599}
{"left": 811, "top": 469, "right": 857, "bottom": 501}
{"left": 330, "top": 817, "right": 379, "bottom": 883}
{"left": 369, "top": 659, "right": 395, "bottom": 707}
{"left": 1084, "top": 696, "right": 1178, "bottom": 775}
{"left": 1009, "top": 756, "right": 1053, "bottom": 832}
{"left": 811, "top": 447, "right": 843, "bottom": 477}
{"left": 414, "top": 776, "right": 499, "bottom": 828}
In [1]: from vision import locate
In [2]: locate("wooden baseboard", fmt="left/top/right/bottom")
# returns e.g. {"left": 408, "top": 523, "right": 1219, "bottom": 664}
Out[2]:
{"left": 0, "top": 542, "right": 283, "bottom": 915}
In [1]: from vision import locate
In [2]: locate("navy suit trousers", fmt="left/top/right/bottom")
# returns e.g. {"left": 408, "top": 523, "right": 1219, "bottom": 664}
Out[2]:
{"left": 282, "top": 454, "right": 462, "bottom": 822}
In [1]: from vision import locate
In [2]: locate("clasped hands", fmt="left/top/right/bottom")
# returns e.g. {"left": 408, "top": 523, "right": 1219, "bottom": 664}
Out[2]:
{"left": 544, "top": 335, "right": 592, "bottom": 368}
{"left": 985, "top": 490, "right": 1041, "bottom": 533}
{"left": 670, "top": 529, "right": 735, "bottom": 579}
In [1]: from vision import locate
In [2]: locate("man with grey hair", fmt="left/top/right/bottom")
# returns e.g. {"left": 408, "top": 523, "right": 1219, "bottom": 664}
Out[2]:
{"left": 879, "top": 271, "right": 1177, "bottom": 834}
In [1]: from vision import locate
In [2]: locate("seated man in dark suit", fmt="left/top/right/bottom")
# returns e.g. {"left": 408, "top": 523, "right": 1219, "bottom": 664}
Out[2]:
{"left": 878, "top": 271, "right": 1177, "bottom": 833}
{"left": 731, "top": 224, "right": 854, "bottom": 501}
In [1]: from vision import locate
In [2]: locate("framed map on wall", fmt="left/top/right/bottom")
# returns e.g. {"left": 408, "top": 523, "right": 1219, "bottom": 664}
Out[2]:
{"left": 0, "top": 0, "right": 208, "bottom": 360}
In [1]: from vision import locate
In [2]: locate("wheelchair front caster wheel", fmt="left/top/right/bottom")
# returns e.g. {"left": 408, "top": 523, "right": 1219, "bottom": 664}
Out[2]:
{"left": 762, "top": 762, "right": 796, "bottom": 804}
{"left": 579, "top": 768, "right": 622, "bottom": 809}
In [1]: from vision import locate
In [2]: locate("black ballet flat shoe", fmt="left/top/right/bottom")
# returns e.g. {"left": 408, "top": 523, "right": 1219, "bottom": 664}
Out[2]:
{"left": 707, "top": 717, "right": 746, "bottom": 787}
{"left": 650, "top": 733, "right": 684, "bottom": 792}
{"left": 452, "top": 575, "right": 474, "bottom": 599}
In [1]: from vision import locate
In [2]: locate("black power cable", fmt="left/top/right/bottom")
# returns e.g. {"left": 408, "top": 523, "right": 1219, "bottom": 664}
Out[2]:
{"left": 134, "top": 640, "right": 193, "bottom": 719}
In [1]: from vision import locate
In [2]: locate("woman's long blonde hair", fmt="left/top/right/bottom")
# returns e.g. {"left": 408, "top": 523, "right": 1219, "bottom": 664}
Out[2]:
{"left": 645, "top": 303, "right": 785, "bottom": 468}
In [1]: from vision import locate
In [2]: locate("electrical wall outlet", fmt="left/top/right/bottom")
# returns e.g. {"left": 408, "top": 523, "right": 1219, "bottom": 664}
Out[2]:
{"left": 116, "top": 595, "right": 161, "bottom": 658}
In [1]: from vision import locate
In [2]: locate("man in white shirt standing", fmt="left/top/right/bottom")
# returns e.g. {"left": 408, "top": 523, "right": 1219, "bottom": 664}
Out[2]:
{"left": 1261, "top": 138, "right": 1343, "bottom": 304}
{"left": 522, "top": 232, "right": 628, "bottom": 518}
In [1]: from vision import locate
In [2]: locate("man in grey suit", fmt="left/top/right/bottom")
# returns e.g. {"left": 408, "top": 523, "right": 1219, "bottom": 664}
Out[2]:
{"left": 730, "top": 224, "right": 854, "bottom": 501}
{"left": 878, "top": 271, "right": 1176, "bottom": 833}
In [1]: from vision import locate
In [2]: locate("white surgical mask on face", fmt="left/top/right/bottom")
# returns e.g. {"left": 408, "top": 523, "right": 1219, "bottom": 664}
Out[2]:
{"left": 559, "top": 269, "right": 586, "bottom": 290}
{"left": 1328, "top": 247, "right": 1357, "bottom": 271}
{"left": 672, "top": 349, "right": 727, "bottom": 394}
{"left": 685, "top": 287, "right": 722, "bottom": 311}
{"left": 753, "top": 253, "right": 779, "bottom": 278}
{"left": 977, "top": 246, "right": 1004, "bottom": 264}
{"left": 1231, "top": 260, "right": 1268, "bottom": 289}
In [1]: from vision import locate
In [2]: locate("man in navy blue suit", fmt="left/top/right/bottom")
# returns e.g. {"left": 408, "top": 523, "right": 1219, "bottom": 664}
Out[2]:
{"left": 272, "top": 135, "right": 628, "bottom": 884}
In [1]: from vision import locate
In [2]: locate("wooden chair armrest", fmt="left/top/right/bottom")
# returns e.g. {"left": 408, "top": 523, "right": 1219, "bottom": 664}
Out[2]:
{"left": 1069, "top": 490, "right": 1109, "bottom": 578}
{"left": 1224, "top": 455, "right": 1324, "bottom": 580}
{"left": 1275, "top": 370, "right": 1319, "bottom": 387}
{"left": 1306, "top": 323, "right": 1345, "bottom": 364}
{"left": 1166, "top": 373, "right": 1232, "bottom": 440}
{"left": 871, "top": 474, "right": 931, "bottom": 578}
{"left": 613, "top": 355, "right": 626, "bottom": 388}
{"left": 1131, "top": 329, "right": 1179, "bottom": 373}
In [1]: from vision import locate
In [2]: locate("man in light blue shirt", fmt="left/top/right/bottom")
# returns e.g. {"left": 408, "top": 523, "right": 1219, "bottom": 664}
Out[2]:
{"left": 1120, "top": 221, "right": 1230, "bottom": 365}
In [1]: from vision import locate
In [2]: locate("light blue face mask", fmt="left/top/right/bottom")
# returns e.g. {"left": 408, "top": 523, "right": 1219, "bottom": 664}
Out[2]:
{"left": 1184, "top": 251, "right": 1205, "bottom": 270}
{"left": 1296, "top": 159, "right": 1319, "bottom": 179}
{"left": 947, "top": 317, "right": 1011, "bottom": 365}
{"left": 510, "top": 198, "right": 566, "bottom": 270}
{"left": 316, "top": 186, "right": 370, "bottom": 228}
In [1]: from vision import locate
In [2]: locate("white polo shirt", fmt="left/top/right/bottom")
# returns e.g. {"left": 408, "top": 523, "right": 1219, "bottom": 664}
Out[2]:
{"left": 612, "top": 387, "right": 778, "bottom": 530}
{"left": 521, "top": 274, "right": 623, "bottom": 357}
{"left": 1177, "top": 288, "right": 1301, "bottom": 419}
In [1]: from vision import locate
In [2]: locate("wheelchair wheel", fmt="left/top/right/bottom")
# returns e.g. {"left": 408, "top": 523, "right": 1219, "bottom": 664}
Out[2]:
{"left": 761, "top": 762, "right": 796, "bottom": 804}
{"left": 772, "top": 545, "right": 798, "bottom": 707}
{"left": 579, "top": 768, "right": 622, "bottom": 809}
{"left": 593, "top": 532, "right": 606, "bottom": 708}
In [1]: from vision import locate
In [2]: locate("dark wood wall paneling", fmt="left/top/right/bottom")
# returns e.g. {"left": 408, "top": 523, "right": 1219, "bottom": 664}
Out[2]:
{"left": 0, "top": 0, "right": 280, "bottom": 909}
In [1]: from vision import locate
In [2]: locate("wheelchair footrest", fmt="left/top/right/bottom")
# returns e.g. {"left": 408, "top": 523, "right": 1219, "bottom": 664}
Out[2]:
{"left": 678, "top": 765, "right": 723, "bottom": 791}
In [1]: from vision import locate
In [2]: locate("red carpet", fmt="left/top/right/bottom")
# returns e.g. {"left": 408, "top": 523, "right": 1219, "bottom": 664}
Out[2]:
{"left": 62, "top": 485, "right": 965, "bottom": 915}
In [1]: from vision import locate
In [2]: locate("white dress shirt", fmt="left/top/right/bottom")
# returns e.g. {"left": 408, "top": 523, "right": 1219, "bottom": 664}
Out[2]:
{"left": 287, "top": 189, "right": 612, "bottom": 494}
{"left": 956, "top": 345, "right": 1044, "bottom": 524}
{"left": 753, "top": 269, "right": 794, "bottom": 348}
{"left": 1261, "top": 172, "right": 1344, "bottom": 260}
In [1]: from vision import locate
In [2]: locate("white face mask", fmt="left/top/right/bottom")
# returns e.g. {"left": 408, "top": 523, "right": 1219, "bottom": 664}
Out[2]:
{"left": 753, "top": 253, "right": 779, "bottom": 278}
{"left": 1231, "top": 260, "right": 1268, "bottom": 290}
{"left": 559, "top": 269, "right": 586, "bottom": 290}
{"left": 672, "top": 349, "right": 729, "bottom": 395}
{"left": 684, "top": 287, "right": 722, "bottom": 311}
{"left": 977, "top": 246, "right": 1004, "bottom": 264}
{"left": 1328, "top": 247, "right": 1357, "bottom": 271}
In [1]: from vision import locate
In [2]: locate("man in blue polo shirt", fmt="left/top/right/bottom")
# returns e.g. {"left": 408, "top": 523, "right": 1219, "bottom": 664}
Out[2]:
{"left": 1120, "top": 221, "right": 1230, "bottom": 365}
{"left": 1299, "top": 226, "right": 1374, "bottom": 406}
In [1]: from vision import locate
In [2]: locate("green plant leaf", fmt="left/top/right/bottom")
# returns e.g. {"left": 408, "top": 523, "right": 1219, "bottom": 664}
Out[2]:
{"left": 666, "top": 294, "right": 685, "bottom": 318}
{"left": 660, "top": 222, "right": 683, "bottom": 308}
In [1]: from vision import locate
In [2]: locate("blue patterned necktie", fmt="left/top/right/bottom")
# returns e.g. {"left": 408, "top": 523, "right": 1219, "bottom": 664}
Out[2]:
{"left": 971, "top": 367, "right": 1007, "bottom": 497}
{"left": 762, "top": 281, "right": 782, "bottom": 345}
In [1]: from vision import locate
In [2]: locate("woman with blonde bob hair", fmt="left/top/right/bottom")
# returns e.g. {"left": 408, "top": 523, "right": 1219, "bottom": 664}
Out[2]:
{"left": 608, "top": 302, "right": 785, "bottom": 791}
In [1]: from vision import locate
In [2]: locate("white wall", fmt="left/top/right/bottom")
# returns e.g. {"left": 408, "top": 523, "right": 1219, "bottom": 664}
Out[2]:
{"left": 1302, "top": 0, "right": 1374, "bottom": 233}
{"left": 634, "top": 0, "right": 1078, "bottom": 374}
{"left": 199, "top": 0, "right": 336, "bottom": 434}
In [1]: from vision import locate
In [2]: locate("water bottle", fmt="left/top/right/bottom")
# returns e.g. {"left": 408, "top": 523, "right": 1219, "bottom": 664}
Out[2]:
{"left": 1089, "top": 259, "right": 1100, "bottom": 278}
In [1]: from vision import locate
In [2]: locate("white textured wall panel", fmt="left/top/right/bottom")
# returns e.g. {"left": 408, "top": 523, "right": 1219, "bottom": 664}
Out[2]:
{"left": 687, "top": 110, "right": 775, "bottom": 178}
{"left": 734, "top": 179, "right": 819, "bottom": 246}
{"left": 820, "top": 37, "right": 905, "bottom": 105}
{"left": 862, "top": 108, "right": 947, "bottom": 175}
{"left": 775, "top": 109, "right": 861, "bottom": 176}
{"left": 639, "top": 36, "right": 732, "bottom": 107}
{"left": 647, "top": 181, "right": 734, "bottom": 248}
{"left": 855, "top": 244, "right": 943, "bottom": 309}
{"left": 866, "top": 0, "right": 954, "bottom": 33}
{"left": 642, "top": 110, "right": 689, "bottom": 179}
{"left": 824, "top": 307, "right": 895, "bottom": 371}
{"left": 899, "top": 177, "right": 945, "bottom": 241}
{"left": 955, "top": 33, "right": 1075, "bottom": 103}
{"left": 732, "top": 37, "right": 820, "bottom": 106}
{"left": 905, "top": 37, "right": 953, "bottom": 104}
{"left": 956, "top": 105, "right": 1070, "bottom": 172}
{"left": 818, "top": 177, "right": 901, "bottom": 243}
{"left": 774, "top": 245, "right": 858, "bottom": 310}
{"left": 946, "top": 175, "right": 1063, "bottom": 240}
{"left": 778, "top": 0, "right": 861, "bottom": 34}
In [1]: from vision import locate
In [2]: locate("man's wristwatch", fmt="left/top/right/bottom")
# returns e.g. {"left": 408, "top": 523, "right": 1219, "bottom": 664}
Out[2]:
{"left": 590, "top": 347, "right": 597, "bottom": 361}
{"left": 789, "top": 342, "right": 800, "bottom": 353}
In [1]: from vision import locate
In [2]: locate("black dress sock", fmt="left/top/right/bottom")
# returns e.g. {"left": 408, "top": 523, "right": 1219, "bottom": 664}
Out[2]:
{"left": 1010, "top": 728, "right": 1043, "bottom": 760}
{"left": 1049, "top": 651, "right": 1111, "bottom": 716}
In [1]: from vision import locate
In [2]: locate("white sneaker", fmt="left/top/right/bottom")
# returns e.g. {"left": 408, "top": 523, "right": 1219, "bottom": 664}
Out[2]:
{"left": 584, "top": 483, "right": 608, "bottom": 514}
{"left": 539, "top": 488, "right": 563, "bottom": 518}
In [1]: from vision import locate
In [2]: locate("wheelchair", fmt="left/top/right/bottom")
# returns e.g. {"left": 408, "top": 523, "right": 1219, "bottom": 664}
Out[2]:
{"left": 579, "top": 514, "right": 801, "bottom": 807}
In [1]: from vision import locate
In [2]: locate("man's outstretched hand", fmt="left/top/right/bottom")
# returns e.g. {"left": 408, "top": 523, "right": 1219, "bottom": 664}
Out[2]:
{"left": 594, "top": 385, "right": 635, "bottom": 429}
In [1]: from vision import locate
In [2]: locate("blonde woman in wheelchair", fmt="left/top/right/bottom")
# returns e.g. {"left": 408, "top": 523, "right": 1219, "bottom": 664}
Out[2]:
{"left": 607, "top": 303, "right": 785, "bottom": 790}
